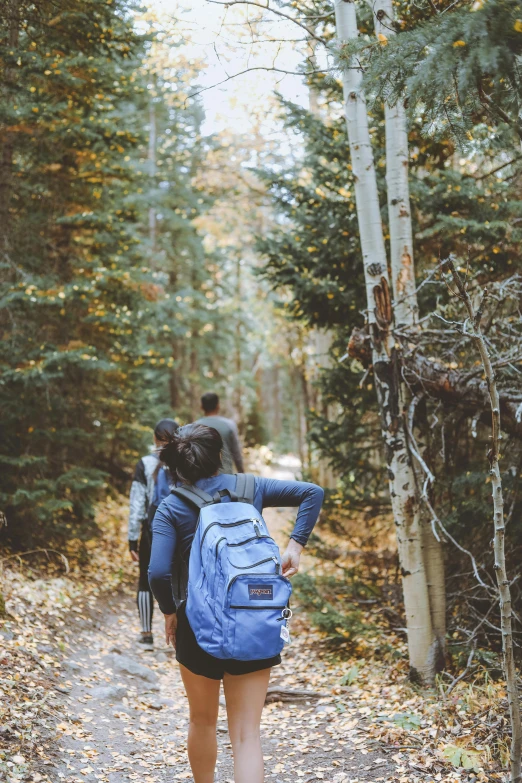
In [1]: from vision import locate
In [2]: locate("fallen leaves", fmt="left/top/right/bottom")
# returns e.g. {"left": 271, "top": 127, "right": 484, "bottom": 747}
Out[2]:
{"left": 0, "top": 496, "right": 511, "bottom": 783}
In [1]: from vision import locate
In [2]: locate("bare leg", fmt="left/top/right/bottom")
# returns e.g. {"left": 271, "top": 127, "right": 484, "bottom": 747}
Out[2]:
{"left": 224, "top": 668, "right": 271, "bottom": 783}
{"left": 179, "top": 664, "right": 220, "bottom": 783}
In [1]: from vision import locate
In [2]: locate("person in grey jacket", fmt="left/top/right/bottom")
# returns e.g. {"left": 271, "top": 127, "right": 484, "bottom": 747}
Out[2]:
{"left": 128, "top": 418, "right": 178, "bottom": 647}
{"left": 196, "top": 392, "right": 244, "bottom": 473}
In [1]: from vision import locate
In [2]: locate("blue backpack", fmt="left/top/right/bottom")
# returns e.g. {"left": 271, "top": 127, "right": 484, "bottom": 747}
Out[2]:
{"left": 172, "top": 474, "right": 292, "bottom": 661}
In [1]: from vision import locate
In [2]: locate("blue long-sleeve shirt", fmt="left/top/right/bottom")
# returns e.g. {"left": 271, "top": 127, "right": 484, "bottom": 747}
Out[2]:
{"left": 148, "top": 474, "right": 324, "bottom": 615}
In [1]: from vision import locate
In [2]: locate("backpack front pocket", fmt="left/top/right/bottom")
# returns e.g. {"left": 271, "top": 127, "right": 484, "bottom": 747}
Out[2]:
{"left": 223, "top": 574, "right": 292, "bottom": 660}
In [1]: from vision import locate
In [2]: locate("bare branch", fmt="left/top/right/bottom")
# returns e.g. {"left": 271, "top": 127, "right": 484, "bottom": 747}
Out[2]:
{"left": 444, "top": 256, "right": 522, "bottom": 783}
{"left": 206, "top": 0, "right": 328, "bottom": 46}
{"left": 186, "top": 65, "right": 330, "bottom": 101}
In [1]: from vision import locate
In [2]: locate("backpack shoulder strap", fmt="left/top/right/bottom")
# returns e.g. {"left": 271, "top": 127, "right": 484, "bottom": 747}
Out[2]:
{"left": 235, "top": 473, "right": 256, "bottom": 505}
{"left": 171, "top": 484, "right": 215, "bottom": 509}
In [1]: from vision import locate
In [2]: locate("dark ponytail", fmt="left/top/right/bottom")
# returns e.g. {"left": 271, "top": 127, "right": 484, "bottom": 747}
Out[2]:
{"left": 159, "top": 423, "right": 223, "bottom": 484}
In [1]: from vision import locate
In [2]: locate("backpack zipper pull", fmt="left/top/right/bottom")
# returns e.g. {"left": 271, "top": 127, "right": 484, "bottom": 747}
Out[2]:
{"left": 252, "top": 520, "right": 261, "bottom": 537}
{"left": 273, "top": 556, "right": 280, "bottom": 574}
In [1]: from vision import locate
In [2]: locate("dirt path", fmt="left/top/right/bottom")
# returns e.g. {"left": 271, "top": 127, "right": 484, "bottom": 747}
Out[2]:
{"left": 47, "top": 499, "right": 408, "bottom": 783}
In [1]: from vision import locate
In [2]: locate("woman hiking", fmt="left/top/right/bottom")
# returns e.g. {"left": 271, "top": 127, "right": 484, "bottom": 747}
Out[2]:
{"left": 128, "top": 417, "right": 179, "bottom": 648}
{"left": 148, "top": 423, "right": 324, "bottom": 783}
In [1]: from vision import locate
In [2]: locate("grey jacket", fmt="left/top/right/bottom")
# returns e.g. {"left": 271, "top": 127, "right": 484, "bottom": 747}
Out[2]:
{"left": 128, "top": 453, "right": 158, "bottom": 543}
{"left": 196, "top": 415, "right": 244, "bottom": 473}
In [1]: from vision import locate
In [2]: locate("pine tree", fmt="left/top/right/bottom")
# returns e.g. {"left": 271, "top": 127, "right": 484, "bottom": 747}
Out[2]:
{"left": 258, "top": 93, "right": 387, "bottom": 505}
{"left": 127, "top": 21, "right": 238, "bottom": 423}
{"left": 0, "top": 1, "right": 154, "bottom": 546}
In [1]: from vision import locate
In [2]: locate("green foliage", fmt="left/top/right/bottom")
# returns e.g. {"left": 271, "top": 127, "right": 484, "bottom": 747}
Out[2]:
{"left": 0, "top": 2, "right": 234, "bottom": 547}
{"left": 243, "top": 401, "right": 269, "bottom": 447}
{"left": 0, "top": 0, "right": 152, "bottom": 546}
{"left": 125, "top": 55, "right": 235, "bottom": 424}
{"left": 443, "top": 744, "right": 481, "bottom": 772}
{"left": 388, "top": 713, "right": 422, "bottom": 730}
{"left": 257, "top": 96, "right": 389, "bottom": 504}
{"left": 354, "top": 0, "right": 522, "bottom": 146}
{"left": 293, "top": 572, "right": 375, "bottom": 646}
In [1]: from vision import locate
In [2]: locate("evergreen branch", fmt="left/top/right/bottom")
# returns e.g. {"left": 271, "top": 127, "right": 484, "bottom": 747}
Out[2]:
{"left": 478, "top": 84, "right": 522, "bottom": 142}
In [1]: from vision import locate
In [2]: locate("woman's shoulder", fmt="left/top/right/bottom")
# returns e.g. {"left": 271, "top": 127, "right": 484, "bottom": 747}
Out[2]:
{"left": 155, "top": 490, "right": 194, "bottom": 521}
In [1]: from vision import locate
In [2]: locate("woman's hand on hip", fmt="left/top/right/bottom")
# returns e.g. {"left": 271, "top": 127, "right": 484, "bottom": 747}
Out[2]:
{"left": 164, "top": 612, "right": 177, "bottom": 649}
{"left": 281, "top": 539, "right": 304, "bottom": 578}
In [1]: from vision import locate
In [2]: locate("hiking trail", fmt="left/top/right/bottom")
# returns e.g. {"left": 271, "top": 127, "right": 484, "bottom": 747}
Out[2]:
{"left": 48, "top": 468, "right": 407, "bottom": 783}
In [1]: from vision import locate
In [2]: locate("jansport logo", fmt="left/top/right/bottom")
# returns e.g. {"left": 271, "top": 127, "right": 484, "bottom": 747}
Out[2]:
{"left": 248, "top": 585, "right": 273, "bottom": 601}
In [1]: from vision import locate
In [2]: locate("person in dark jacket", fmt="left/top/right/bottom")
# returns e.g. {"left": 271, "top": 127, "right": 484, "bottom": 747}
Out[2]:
{"left": 128, "top": 418, "right": 178, "bottom": 648}
{"left": 148, "top": 424, "right": 324, "bottom": 783}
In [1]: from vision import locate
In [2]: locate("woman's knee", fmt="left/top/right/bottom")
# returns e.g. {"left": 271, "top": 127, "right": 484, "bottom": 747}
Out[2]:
{"left": 228, "top": 723, "right": 261, "bottom": 747}
{"left": 189, "top": 708, "right": 218, "bottom": 730}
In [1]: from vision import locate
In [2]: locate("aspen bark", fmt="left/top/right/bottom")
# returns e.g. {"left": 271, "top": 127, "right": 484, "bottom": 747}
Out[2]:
{"left": 370, "top": 0, "right": 418, "bottom": 327}
{"left": 333, "top": 0, "right": 436, "bottom": 681}
{"left": 420, "top": 516, "right": 446, "bottom": 661}
{"left": 446, "top": 260, "right": 521, "bottom": 783}
{"left": 370, "top": 0, "right": 446, "bottom": 656}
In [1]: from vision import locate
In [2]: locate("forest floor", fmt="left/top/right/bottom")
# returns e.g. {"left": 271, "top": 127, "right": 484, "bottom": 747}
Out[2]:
{"left": 0, "top": 459, "right": 505, "bottom": 783}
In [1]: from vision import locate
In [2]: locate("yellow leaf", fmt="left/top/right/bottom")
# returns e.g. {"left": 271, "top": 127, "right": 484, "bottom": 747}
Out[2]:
{"left": 453, "top": 40, "right": 466, "bottom": 47}
{"left": 377, "top": 33, "right": 388, "bottom": 45}
{"left": 515, "top": 19, "right": 522, "bottom": 31}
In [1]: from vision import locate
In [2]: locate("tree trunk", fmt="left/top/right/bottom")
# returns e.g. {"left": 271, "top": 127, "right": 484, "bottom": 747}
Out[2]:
{"left": 446, "top": 260, "right": 521, "bottom": 783}
{"left": 420, "top": 517, "right": 446, "bottom": 663}
{"left": 170, "top": 341, "right": 180, "bottom": 411}
{"left": 370, "top": 0, "right": 418, "bottom": 327}
{"left": 148, "top": 89, "right": 157, "bottom": 251}
{"left": 334, "top": 0, "right": 436, "bottom": 682}
{"left": 0, "top": 0, "right": 21, "bottom": 261}
{"left": 371, "top": 0, "right": 445, "bottom": 659}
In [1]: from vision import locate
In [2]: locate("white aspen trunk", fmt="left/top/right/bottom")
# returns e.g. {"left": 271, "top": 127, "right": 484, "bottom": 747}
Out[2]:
{"left": 421, "top": 517, "right": 446, "bottom": 659}
{"left": 334, "top": 0, "right": 436, "bottom": 681}
{"left": 447, "top": 261, "right": 521, "bottom": 783}
{"left": 370, "top": 0, "right": 418, "bottom": 327}
{"left": 370, "top": 0, "right": 446, "bottom": 656}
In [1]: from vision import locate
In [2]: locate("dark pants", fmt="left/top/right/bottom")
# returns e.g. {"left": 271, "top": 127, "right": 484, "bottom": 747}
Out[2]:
{"left": 137, "top": 524, "right": 153, "bottom": 633}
